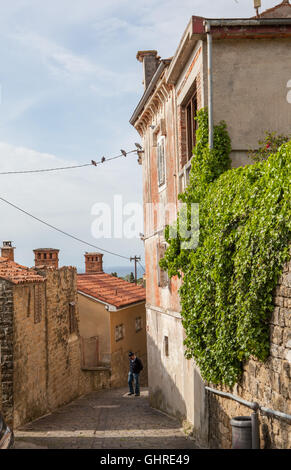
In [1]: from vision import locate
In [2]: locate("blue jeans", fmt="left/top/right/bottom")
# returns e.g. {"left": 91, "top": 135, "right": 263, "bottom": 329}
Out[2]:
{"left": 128, "top": 372, "right": 140, "bottom": 394}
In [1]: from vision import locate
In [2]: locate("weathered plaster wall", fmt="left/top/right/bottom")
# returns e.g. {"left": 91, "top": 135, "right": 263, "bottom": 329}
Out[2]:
{"left": 212, "top": 38, "right": 291, "bottom": 167}
{"left": 110, "top": 303, "right": 147, "bottom": 388}
{"left": 146, "top": 306, "right": 208, "bottom": 447}
{"left": 78, "top": 293, "right": 111, "bottom": 366}
{"left": 208, "top": 257, "right": 291, "bottom": 449}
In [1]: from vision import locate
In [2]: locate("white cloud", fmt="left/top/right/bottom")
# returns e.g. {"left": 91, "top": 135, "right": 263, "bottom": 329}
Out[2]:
{"left": 0, "top": 141, "right": 143, "bottom": 268}
{"left": 8, "top": 30, "right": 138, "bottom": 95}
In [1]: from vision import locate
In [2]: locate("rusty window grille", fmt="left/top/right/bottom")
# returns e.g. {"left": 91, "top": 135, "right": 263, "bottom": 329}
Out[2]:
{"left": 69, "top": 301, "right": 76, "bottom": 334}
{"left": 34, "top": 284, "right": 42, "bottom": 324}
{"left": 135, "top": 317, "right": 142, "bottom": 332}
{"left": 115, "top": 324, "right": 124, "bottom": 342}
{"left": 81, "top": 336, "right": 99, "bottom": 369}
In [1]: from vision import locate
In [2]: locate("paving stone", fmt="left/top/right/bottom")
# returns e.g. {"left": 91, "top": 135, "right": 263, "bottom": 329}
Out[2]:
{"left": 14, "top": 388, "right": 197, "bottom": 449}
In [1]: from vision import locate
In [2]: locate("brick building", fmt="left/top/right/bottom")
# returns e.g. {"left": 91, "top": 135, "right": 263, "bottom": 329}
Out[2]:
{"left": 77, "top": 253, "right": 147, "bottom": 388}
{"left": 0, "top": 242, "right": 110, "bottom": 429}
{"left": 130, "top": 1, "right": 291, "bottom": 447}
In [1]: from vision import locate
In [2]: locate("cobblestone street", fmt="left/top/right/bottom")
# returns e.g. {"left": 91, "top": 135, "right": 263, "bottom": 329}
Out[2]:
{"left": 14, "top": 388, "right": 197, "bottom": 449}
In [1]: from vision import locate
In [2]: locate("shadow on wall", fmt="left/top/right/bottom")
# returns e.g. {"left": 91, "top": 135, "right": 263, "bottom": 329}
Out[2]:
{"left": 146, "top": 332, "right": 209, "bottom": 448}
{"left": 146, "top": 334, "right": 187, "bottom": 422}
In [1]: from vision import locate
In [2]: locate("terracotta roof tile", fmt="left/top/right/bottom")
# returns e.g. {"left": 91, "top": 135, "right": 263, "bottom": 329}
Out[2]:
{"left": 254, "top": 1, "right": 291, "bottom": 18}
{"left": 0, "top": 257, "right": 45, "bottom": 285}
{"left": 77, "top": 272, "right": 146, "bottom": 309}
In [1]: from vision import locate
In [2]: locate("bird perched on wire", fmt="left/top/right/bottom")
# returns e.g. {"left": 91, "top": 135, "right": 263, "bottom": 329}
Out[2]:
{"left": 121, "top": 149, "right": 127, "bottom": 157}
{"left": 101, "top": 157, "right": 106, "bottom": 163}
{"left": 91, "top": 160, "right": 97, "bottom": 166}
{"left": 135, "top": 143, "right": 143, "bottom": 150}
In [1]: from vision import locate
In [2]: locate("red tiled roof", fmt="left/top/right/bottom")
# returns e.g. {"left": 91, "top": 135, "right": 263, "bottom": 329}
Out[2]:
{"left": 77, "top": 272, "right": 146, "bottom": 309}
{"left": 255, "top": 1, "right": 291, "bottom": 18}
{"left": 0, "top": 257, "right": 44, "bottom": 285}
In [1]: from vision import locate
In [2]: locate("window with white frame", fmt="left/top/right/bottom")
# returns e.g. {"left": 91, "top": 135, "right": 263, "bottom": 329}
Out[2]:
{"left": 157, "top": 137, "right": 166, "bottom": 187}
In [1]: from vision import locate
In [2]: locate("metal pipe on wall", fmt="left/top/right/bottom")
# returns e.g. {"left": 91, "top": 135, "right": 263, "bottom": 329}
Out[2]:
{"left": 205, "top": 21, "right": 214, "bottom": 150}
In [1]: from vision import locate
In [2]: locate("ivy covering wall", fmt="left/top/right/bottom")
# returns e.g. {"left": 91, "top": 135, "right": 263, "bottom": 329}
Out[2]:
{"left": 160, "top": 109, "right": 291, "bottom": 386}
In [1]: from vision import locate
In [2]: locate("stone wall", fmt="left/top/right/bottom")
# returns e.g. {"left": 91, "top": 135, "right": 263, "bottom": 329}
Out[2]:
{"left": 0, "top": 280, "right": 14, "bottom": 425}
{"left": 13, "top": 282, "right": 48, "bottom": 427}
{"left": 2, "top": 267, "right": 111, "bottom": 429}
{"left": 208, "top": 257, "right": 291, "bottom": 449}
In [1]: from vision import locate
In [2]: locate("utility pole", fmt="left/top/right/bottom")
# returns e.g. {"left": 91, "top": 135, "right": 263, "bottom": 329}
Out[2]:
{"left": 130, "top": 256, "right": 141, "bottom": 284}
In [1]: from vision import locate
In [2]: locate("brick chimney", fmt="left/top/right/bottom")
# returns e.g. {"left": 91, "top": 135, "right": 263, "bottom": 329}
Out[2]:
{"left": 33, "top": 248, "right": 59, "bottom": 269}
{"left": 136, "top": 50, "right": 160, "bottom": 90}
{"left": 1, "top": 241, "right": 15, "bottom": 261}
{"left": 85, "top": 252, "right": 103, "bottom": 273}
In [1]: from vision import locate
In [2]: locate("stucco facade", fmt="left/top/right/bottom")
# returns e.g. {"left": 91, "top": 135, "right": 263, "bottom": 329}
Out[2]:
{"left": 130, "top": 5, "right": 291, "bottom": 448}
{"left": 77, "top": 255, "right": 147, "bottom": 390}
{"left": 78, "top": 292, "right": 147, "bottom": 388}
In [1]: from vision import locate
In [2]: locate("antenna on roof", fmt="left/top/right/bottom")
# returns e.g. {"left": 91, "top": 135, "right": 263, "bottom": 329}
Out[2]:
{"left": 253, "top": 0, "right": 261, "bottom": 17}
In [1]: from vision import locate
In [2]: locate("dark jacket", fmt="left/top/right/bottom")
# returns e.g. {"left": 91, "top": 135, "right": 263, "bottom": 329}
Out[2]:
{"left": 130, "top": 357, "right": 143, "bottom": 374}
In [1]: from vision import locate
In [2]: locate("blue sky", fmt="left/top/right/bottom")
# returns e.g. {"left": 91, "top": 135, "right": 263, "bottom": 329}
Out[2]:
{"left": 0, "top": 0, "right": 280, "bottom": 270}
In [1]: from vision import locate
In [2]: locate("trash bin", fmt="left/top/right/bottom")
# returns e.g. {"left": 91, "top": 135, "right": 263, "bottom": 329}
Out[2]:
{"left": 230, "top": 416, "right": 252, "bottom": 449}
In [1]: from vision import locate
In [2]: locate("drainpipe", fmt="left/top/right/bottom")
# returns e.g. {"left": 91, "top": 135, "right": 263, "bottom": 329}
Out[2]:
{"left": 205, "top": 21, "right": 213, "bottom": 150}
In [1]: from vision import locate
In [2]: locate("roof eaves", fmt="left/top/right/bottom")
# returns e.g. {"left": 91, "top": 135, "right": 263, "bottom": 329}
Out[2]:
{"left": 129, "top": 59, "right": 171, "bottom": 126}
{"left": 166, "top": 16, "right": 205, "bottom": 86}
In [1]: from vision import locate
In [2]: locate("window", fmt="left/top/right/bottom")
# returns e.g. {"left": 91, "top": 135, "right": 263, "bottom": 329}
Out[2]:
{"left": 157, "top": 240, "right": 169, "bottom": 288}
{"left": 185, "top": 84, "right": 198, "bottom": 162}
{"left": 164, "top": 336, "right": 169, "bottom": 357}
{"left": 115, "top": 324, "right": 124, "bottom": 342}
{"left": 69, "top": 302, "right": 77, "bottom": 334}
{"left": 135, "top": 317, "right": 142, "bottom": 332}
{"left": 179, "top": 159, "right": 192, "bottom": 193}
{"left": 34, "top": 284, "right": 43, "bottom": 324}
{"left": 157, "top": 137, "right": 166, "bottom": 187}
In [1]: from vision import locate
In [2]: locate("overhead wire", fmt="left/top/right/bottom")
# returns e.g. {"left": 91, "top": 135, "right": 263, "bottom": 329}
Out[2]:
{"left": 0, "top": 149, "right": 138, "bottom": 175}
{"left": 0, "top": 195, "right": 130, "bottom": 261}
{"left": 0, "top": 146, "right": 146, "bottom": 265}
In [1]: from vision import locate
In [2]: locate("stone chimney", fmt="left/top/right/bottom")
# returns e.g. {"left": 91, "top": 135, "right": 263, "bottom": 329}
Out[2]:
{"left": 33, "top": 248, "right": 59, "bottom": 269}
{"left": 136, "top": 50, "right": 160, "bottom": 90}
{"left": 1, "top": 241, "right": 15, "bottom": 261}
{"left": 84, "top": 252, "right": 103, "bottom": 273}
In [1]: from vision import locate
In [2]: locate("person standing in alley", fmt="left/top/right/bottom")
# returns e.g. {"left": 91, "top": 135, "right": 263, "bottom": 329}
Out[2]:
{"left": 127, "top": 351, "right": 143, "bottom": 396}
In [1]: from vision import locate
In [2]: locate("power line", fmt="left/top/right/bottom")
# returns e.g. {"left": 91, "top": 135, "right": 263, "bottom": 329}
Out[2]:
{"left": 137, "top": 260, "right": 145, "bottom": 273}
{"left": 0, "top": 195, "right": 130, "bottom": 261}
{"left": 0, "top": 149, "right": 138, "bottom": 175}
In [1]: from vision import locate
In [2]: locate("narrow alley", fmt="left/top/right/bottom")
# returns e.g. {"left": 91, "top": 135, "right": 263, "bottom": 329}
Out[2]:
{"left": 14, "top": 388, "right": 197, "bottom": 449}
